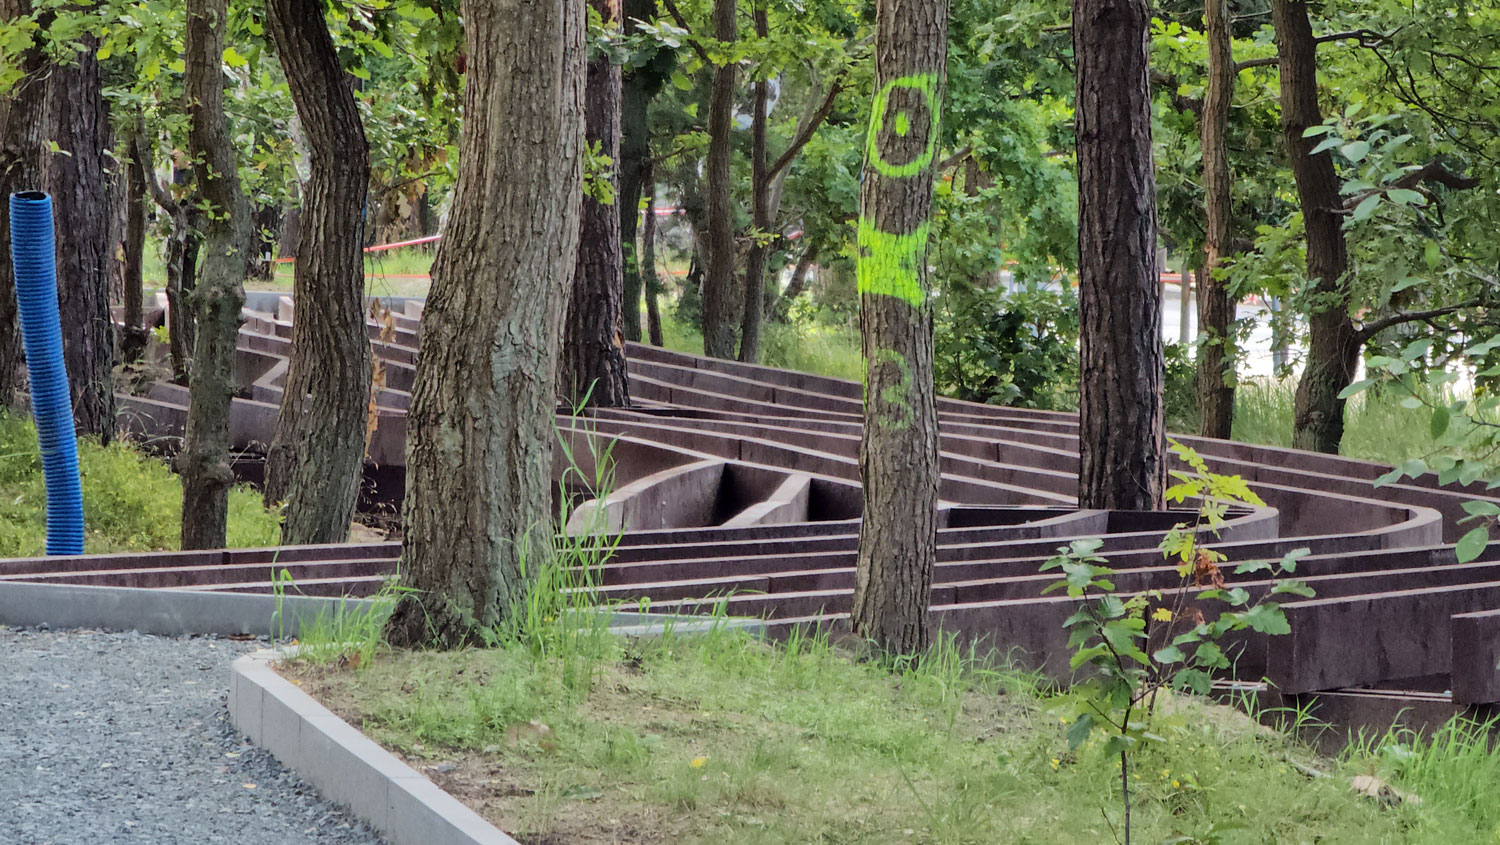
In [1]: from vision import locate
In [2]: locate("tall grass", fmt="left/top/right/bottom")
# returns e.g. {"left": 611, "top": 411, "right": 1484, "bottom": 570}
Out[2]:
{"left": 1232, "top": 377, "right": 1487, "bottom": 467}
{"left": 658, "top": 310, "right": 863, "bottom": 383}
{"left": 1346, "top": 715, "right": 1500, "bottom": 833}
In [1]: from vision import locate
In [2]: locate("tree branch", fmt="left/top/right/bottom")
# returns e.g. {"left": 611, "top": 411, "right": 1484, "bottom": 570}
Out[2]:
{"left": 1235, "top": 56, "right": 1278, "bottom": 71}
{"left": 764, "top": 79, "right": 844, "bottom": 183}
{"left": 1355, "top": 301, "right": 1479, "bottom": 342}
{"left": 1343, "top": 158, "right": 1480, "bottom": 209}
{"left": 133, "top": 116, "right": 181, "bottom": 219}
{"left": 660, "top": 0, "right": 712, "bottom": 66}
{"left": 937, "top": 145, "right": 972, "bottom": 173}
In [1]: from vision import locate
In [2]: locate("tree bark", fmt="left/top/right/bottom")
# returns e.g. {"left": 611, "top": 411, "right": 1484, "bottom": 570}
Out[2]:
{"left": 0, "top": 0, "right": 43, "bottom": 406}
{"left": 851, "top": 0, "right": 948, "bottom": 656}
{"left": 700, "top": 0, "right": 739, "bottom": 359}
{"left": 121, "top": 123, "right": 149, "bottom": 364}
{"left": 142, "top": 157, "right": 198, "bottom": 382}
{"left": 385, "top": 0, "right": 586, "bottom": 649}
{"left": 736, "top": 4, "right": 770, "bottom": 364}
{"left": 42, "top": 35, "right": 115, "bottom": 441}
{"left": 1196, "top": 0, "right": 1236, "bottom": 440}
{"left": 1275, "top": 0, "right": 1356, "bottom": 454}
{"left": 641, "top": 163, "right": 666, "bottom": 346}
{"left": 262, "top": 0, "right": 374, "bottom": 544}
{"left": 179, "top": 0, "right": 253, "bottom": 550}
{"left": 618, "top": 0, "right": 663, "bottom": 343}
{"left": 1075, "top": 0, "right": 1165, "bottom": 511}
{"left": 1178, "top": 263, "right": 1192, "bottom": 345}
{"left": 560, "top": 0, "right": 630, "bottom": 409}
{"left": 772, "top": 238, "right": 818, "bottom": 320}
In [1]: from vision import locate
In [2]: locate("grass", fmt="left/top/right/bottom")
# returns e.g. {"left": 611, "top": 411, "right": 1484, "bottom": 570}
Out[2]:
{"left": 1231, "top": 377, "right": 1492, "bottom": 468}
{"left": 0, "top": 411, "right": 280, "bottom": 556}
{"left": 659, "top": 310, "right": 864, "bottom": 383}
{"left": 288, "top": 624, "right": 1494, "bottom": 844}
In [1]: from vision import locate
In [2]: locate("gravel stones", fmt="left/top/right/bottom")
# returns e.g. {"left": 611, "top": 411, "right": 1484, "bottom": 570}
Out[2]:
{"left": 0, "top": 627, "right": 382, "bottom": 845}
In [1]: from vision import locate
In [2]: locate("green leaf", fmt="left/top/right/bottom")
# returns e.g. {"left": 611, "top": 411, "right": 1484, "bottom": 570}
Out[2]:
{"left": 1456, "top": 526, "right": 1490, "bottom": 563}
{"left": 1173, "top": 667, "right": 1213, "bottom": 695}
{"left": 1352, "top": 194, "right": 1381, "bottom": 221}
{"left": 1066, "top": 712, "right": 1096, "bottom": 749}
{"left": 1386, "top": 188, "right": 1425, "bottom": 206}
{"left": 1271, "top": 580, "right": 1316, "bottom": 598}
{"left": 1240, "top": 604, "right": 1291, "bottom": 635}
{"left": 223, "top": 46, "right": 248, "bottom": 68}
{"left": 1425, "top": 242, "right": 1442, "bottom": 270}
{"left": 1153, "top": 645, "right": 1185, "bottom": 664}
{"left": 1462, "top": 501, "right": 1500, "bottom": 518}
{"left": 1431, "top": 406, "right": 1451, "bottom": 440}
{"left": 1338, "top": 378, "right": 1376, "bottom": 399}
{"left": 1340, "top": 140, "right": 1371, "bottom": 162}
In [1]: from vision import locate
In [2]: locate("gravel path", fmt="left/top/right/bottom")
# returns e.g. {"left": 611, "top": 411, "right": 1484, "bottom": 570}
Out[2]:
{"left": 0, "top": 627, "right": 383, "bottom": 845}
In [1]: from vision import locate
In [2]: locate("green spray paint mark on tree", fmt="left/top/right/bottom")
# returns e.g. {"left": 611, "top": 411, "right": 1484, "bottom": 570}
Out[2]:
{"left": 858, "top": 71, "right": 940, "bottom": 430}
{"left": 857, "top": 218, "right": 930, "bottom": 307}
{"left": 864, "top": 347, "right": 915, "bottom": 430}
{"left": 864, "top": 73, "right": 941, "bottom": 179}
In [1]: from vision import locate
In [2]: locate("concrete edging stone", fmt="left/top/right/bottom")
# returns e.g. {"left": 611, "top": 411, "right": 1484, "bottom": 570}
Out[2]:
{"left": 229, "top": 650, "right": 519, "bottom": 845}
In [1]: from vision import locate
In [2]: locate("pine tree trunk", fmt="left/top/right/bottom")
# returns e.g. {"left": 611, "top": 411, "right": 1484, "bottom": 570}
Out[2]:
{"left": 1075, "top": 0, "right": 1165, "bottom": 511}
{"left": 385, "top": 0, "right": 586, "bottom": 649}
{"left": 617, "top": 0, "right": 661, "bottom": 344}
{"left": 43, "top": 35, "right": 115, "bottom": 442}
{"left": 180, "top": 0, "right": 253, "bottom": 550}
{"left": 851, "top": 0, "right": 948, "bottom": 656}
{"left": 0, "top": 0, "right": 43, "bottom": 406}
{"left": 1196, "top": 0, "right": 1236, "bottom": 440}
{"left": 737, "top": 4, "right": 770, "bottom": 364}
{"left": 701, "top": 0, "right": 739, "bottom": 359}
{"left": 1275, "top": 0, "right": 1356, "bottom": 454}
{"left": 560, "top": 0, "right": 630, "bottom": 409}
{"left": 262, "top": 0, "right": 374, "bottom": 544}
{"left": 121, "top": 125, "right": 149, "bottom": 365}
{"left": 641, "top": 164, "right": 666, "bottom": 346}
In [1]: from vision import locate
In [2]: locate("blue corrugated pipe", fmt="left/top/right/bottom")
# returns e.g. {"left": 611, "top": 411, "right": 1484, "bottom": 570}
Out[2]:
{"left": 9, "top": 192, "right": 83, "bottom": 555}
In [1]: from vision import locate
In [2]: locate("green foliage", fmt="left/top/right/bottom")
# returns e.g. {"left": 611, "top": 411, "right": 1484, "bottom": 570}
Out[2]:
{"left": 1346, "top": 333, "right": 1500, "bottom": 562}
{"left": 0, "top": 411, "right": 279, "bottom": 556}
{"left": 1043, "top": 441, "right": 1311, "bottom": 841}
{"left": 933, "top": 280, "right": 1079, "bottom": 410}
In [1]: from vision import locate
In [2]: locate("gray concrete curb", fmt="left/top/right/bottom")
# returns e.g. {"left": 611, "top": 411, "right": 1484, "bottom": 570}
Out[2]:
{"left": 230, "top": 650, "right": 520, "bottom": 845}
{"left": 0, "top": 579, "right": 376, "bottom": 637}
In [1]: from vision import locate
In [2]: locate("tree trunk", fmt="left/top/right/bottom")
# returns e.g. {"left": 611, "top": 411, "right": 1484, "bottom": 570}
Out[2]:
{"left": 641, "top": 164, "right": 666, "bottom": 346}
{"left": 617, "top": 0, "right": 662, "bottom": 344}
{"left": 262, "top": 0, "right": 374, "bottom": 544}
{"left": 737, "top": 4, "right": 770, "bottom": 364}
{"left": 121, "top": 123, "right": 149, "bottom": 365}
{"left": 851, "top": 0, "right": 948, "bottom": 656}
{"left": 1196, "top": 0, "right": 1236, "bottom": 440}
{"left": 701, "top": 0, "right": 739, "bottom": 359}
{"left": 772, "top": 239, "right": 818, "bottom": 320}
{"left": 1075, "top": 0, "right": 1165, "bottom": 511}
{"left": 0, "top": 0, "right": 43, "bottom": 406}
{"left": 137, "top": 128, "right": 197, "bottom": 382}
{"left": 1178, "top": 263, "right": 1192, "bottom": 345}
{"left": 385, "top": 0, "right": 586, "bottom": 649}
{"left": 42, "top": 35, "right": 115, "bottom": 442}
{"left": 1275, "top": 0, "right": 1356, "bottom": 454}
{"left": 179, "top": 0, "right": 253, "bottom": 550}
{"left": 559, "top": 0, "right": 630, "bottom": 409}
